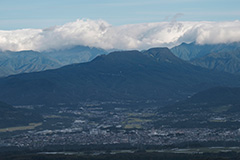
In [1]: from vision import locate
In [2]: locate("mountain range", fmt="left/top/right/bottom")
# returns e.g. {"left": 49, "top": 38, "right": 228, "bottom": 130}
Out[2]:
{"left": 0, "top": 46, "right": 107, "bottom": 77}
{"left": 171, "top": 42, "right": 240, "bottom": 74}
{"left": 2, "top": 42, "right": 240, "bottom": 78}
{"left": 0, "top": 47, "right": 239, "bottom": 106}
{"left": 171, "top": 42, "right": 240, "bottom": 61}
{"left": 191, "top": 49, "right": 240, "bottom": 74}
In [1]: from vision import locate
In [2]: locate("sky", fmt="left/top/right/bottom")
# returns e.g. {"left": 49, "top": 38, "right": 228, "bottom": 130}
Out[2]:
{"left": 0, "top": 0, "right": 240, "bottom": 51}
{"left": 1, "top": 0, "right": 240, "bottom": 30}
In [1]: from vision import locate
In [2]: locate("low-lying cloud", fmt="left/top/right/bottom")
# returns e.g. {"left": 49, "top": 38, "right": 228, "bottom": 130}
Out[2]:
{"left": 0, "top": 19, "right": 240, "bottom": 51}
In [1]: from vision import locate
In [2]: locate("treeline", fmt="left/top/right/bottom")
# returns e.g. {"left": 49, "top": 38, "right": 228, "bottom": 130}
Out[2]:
{"left": 0, "top": 152, "right": 239, "bottom": 160}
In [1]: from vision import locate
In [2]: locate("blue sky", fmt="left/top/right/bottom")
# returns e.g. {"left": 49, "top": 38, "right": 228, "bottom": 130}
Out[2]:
{"left": 0, "top": 0, "right": 240, "bottom": 30}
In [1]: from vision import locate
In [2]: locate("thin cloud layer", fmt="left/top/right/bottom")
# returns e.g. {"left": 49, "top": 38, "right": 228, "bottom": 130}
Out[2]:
{"left": 0, "top": 19, "right": 240, "bottom": 51}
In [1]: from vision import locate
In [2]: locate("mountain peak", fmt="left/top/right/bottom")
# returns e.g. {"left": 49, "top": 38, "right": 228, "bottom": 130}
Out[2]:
{"left": 92, "top": 48, "right": 184, "bottom": 66}
{"left": 91, "top": 50, "right": 151, "bottom": 65}
{"left": 145, "top": 47, "right": 171, "bottom": 53}
{"left": 143, "top": 47, "right": 184, "bottom": 64}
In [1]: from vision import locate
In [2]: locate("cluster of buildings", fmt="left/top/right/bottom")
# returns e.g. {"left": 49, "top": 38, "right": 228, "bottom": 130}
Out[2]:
{"left": 1, "top": 104, "right": 240, "bottom": 149}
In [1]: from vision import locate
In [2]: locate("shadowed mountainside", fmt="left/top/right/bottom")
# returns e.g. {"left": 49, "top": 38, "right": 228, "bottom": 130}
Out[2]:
{"left": 0, "top": 48, "right": 239, "bottom": 105}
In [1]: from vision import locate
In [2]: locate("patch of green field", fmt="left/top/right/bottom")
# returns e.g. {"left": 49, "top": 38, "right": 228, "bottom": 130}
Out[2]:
{"left": 122, "top": 117, "right": 152, "bottom": 129}
{"left": 127, "top": 113, "right": 155, "bottom": 117}
{"left": 124, "top": 124, "right": 142, "bottom": 129}
{"left": 0, "top": 122, "right": 42, "bottom": 132}
{"left": 146, "top": 147, "right": 240, "bottom": 154}
{"left": 211, "top": 105, "right": 232, "bottom": 113}
{"left": 128, "top": 118, "right": 152, "bottom": 123}
{"left": 209, "top": 118, "right": 226, "bottom": 123}
{"left": 43, "top": 115, "right": 69, "bottom": 119}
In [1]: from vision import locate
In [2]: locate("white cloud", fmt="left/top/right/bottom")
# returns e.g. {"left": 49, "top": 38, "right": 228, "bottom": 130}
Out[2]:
{"left": 0, "top": 19, "right": 240, "bottom": 52}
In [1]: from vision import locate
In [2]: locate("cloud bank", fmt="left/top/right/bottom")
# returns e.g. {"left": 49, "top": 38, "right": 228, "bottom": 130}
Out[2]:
{"left": 0, "top": 19, "right": 240, "bottom": 51}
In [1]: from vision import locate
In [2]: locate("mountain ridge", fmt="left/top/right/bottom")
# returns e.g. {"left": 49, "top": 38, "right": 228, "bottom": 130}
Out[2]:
{"left": 0, "top": 45, "right": 107, "bottom": 77}
{"left": 171, "top": 42, "right": 240, "bottom": 61}
{"left": 0, "top": 47, "right": 240, "bottom": 105}
{"left": 191, "top": 49, "right": 240, "bottom": 74}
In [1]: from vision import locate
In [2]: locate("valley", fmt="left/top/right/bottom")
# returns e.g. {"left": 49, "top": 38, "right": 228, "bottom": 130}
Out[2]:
{"left": 1, "top": 98, "right": 240, "bottom": 150}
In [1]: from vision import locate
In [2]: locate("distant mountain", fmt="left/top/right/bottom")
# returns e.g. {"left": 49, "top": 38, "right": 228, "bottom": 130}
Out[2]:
{"left": 0, "top": 101, "right": 42, "bottom": 128}
{"left": 166, "top": 86, "right": 240, "bottom": 113}
{"left": 191, "top": 49, "right": 240, "bottom": 74}
{"left": 0, "top": 46, "right": 107, "bottom": 77}
{"left": 0, "top": 50, "right": 61, "bottom": 77}
{"left": 0, "top": 48, "right": 240, "bottom": 105}
{"left": 43, "top": 45, "right": 108, "bottom": 66}
{"left": 171, "top": 42, "right": 240, "bottom": 61}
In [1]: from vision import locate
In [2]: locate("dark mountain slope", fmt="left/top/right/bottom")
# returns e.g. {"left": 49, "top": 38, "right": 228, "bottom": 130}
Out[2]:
{"left": 187, "top": 87, "right": 240, "bottom": 105}
{"left": 166, "top": 87, "right": 240, "bottom": 113}
{"left": 0, "top": 101, "right": 42, "bottom": 128}
{"left": 0, "top": 48, "right": 239, "bottom": 105}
